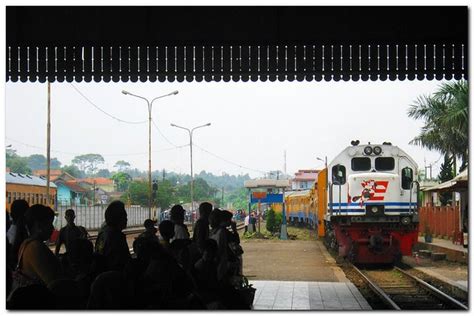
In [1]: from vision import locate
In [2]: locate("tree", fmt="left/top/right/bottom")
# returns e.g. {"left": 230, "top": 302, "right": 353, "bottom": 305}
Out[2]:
{"left": 61, "top": 165, "right": 84, "bottom": 178}
{"left": 112, "top": 172, "right": 132, "bottom": 192}
{"left": 27, "top": 154, "right": 61, "bottom": 170}
{"left": 266, "top": 208, "right": 277, "bottom": 233}
{"left": 408, "top": 80, "right": 468, "bottom": 174}
{"left": 6, "top": 148, "right": 31, "bottom": 174}
{"left": 114, "top": 160, "right": 131, "bottom": 172}
{"left": 155, "top": 179, "right": 174, "bottom": 210}
{"left": 96, "top": 169, "right": 111, "bottom": 178}
{"left": 438, "top": 154, "right": 454, "bottom": 206}
{"left": 72, "top": 154, "right": 105, "bottom": 175}
{"left": 127, "top": 180, "right": 149, "bottom": 206}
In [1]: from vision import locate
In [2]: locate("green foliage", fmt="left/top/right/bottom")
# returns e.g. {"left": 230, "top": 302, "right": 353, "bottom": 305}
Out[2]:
{"left": 274, "top": 212, "right": 283, "bottom": 231}
{"left": 27, "top": 154, "right": 61, "bottom": 170}
{"left": 408, "top": 80, "right": 468, "bottom": 172}
{"left": 265, "top": 208, "right": 276, "bottom": 233}
{"left": 155, "top": 179, "right": 174, "bottom": 210}
{"left": 112, "top": 172, "right": 132, "bottom": 192}
{"left": 6, "top": 148, "right": 31, "bottom": 174}
{"left": 114, "top": 160, "right": 130, "bottom": 171}
{"left": 72, "top": 153, "right": 105, "bottom": 175}
{"left": 127, "top": 180, "right": 149, "bottom": 206}
{"left": 438, "top": 154, "right": 454, "bottom": 205}
{"left": 96, "top": 169, "right": 111, "bottom": 178}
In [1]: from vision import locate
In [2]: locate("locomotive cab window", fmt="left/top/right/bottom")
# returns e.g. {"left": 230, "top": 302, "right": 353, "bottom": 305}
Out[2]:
{"left": 375, "top": 157, "right": 395, "bottom": 171}
{"left": 332, "top": 165, "right": 346, "bottom": 185}
{"left": 401, "top": 167, "right": 413, "bottom": 190}
{"left": 351, "top": 157, "right": 371, "bottom": 171}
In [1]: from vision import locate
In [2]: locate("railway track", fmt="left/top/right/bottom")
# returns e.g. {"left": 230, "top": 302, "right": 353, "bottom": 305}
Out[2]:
{"left": 351, "top": 264, "right": 468, "bottom": 310}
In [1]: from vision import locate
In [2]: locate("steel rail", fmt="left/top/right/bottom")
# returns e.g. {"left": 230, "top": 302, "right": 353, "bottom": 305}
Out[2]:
{"left": 350, "top": 264, "right": 401, "bottom": 310}
{"left": 394, "top": 267, "right": 468, "bottom": 310}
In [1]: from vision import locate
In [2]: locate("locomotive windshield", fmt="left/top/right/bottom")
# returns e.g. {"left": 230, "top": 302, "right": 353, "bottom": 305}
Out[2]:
{"left": 351, "top": 157, "right": 371, "bottom": 171}
{"left": 375, "top": 157, "right": 395, "bottom": 171}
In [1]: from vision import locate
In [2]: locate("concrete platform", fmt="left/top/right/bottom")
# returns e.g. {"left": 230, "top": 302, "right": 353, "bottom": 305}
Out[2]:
{"left": 415, "top": 236, "right": 468, "bottom": 263}
{"left": 251, "top": 280, "right": 372, "bottom": 310}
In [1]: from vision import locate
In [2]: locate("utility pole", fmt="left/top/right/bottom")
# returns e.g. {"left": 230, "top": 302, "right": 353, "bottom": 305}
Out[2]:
{"left": 284, "top": 150, "right": 287, "bottom": 177}
{"left": 221, "top": 186, "right": 224, "bottom": 208}
{"left": 46, "top": 82, "right": 51, "bottom": 207}
{"left": 162, "top": 168, "right": 165, "bottom": 181}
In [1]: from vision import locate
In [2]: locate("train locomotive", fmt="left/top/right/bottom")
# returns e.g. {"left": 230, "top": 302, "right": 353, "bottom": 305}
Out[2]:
{"left": 323, "top": 141, "right": 420, "bottom": 264}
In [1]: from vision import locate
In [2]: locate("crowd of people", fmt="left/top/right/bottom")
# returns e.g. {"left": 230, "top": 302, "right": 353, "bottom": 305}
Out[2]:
{"left": 6, "top": 199, "right": 252, "bottom": 310}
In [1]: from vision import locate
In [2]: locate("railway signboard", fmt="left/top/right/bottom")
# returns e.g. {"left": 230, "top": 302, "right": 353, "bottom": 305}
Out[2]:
{"left": 250, "top": 193, "right": 283, "bottom": 204}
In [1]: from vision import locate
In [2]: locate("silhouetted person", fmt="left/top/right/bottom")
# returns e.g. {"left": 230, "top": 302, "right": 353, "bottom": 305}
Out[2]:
{"left": 87, "top": 270, "right": 132, "bottom": 309}
{"left": 7, "top": 283, "right": 55, "bottom": 310}
{"left": 209, "top": 209, "right": 228, "bottom": 283}
{"left": 193, "top": 239, "right": 220, "bottom": 306}
{"left": 48, "top": 278, "right": 84, "bottom": 309}
{"left": 158, "top": 220, "right": 175, "bottom": 255}
{"left": 64, "top": 238, "right": 96, "bottom": 303}
{"left": 221, "top": 210, "right": 243, "bottom": 276}
{"left": 170, "top": 204, "right": 190, "bottom": 241}
{"left": 55, "top": 209, "right": 88, "bottom": 256}
{"left": 137, "top": 219, "right": 159, "bottom": 243}
{"left": 10, "top": 205, "right": 61, "bottom": 295}
{"left": 192, "top": 202, "right": 213, "bottom": 254}
{"left": 94, "top": 200, "right": 131, "bottom": 272}
{"left": 8, "top": 200, "right": 30, "bottom": 267}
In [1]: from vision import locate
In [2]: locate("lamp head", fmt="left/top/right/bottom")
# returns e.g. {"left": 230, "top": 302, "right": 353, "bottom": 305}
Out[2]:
{"left": 170, "top": 123, "right": 176, "bottom": 127}
{"left": 206, "top": 123, "right": 211, "bottom": 126}
{"left": 171, "top": 90, "right": 179, "bottom": 95}
{"left": 122, "top": 90, "right": 129, "bottom": 95}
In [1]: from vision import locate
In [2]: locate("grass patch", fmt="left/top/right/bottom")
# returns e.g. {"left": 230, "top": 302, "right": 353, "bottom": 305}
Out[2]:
{"left": 241, "top": 221, "right": 318, "bottom": 241}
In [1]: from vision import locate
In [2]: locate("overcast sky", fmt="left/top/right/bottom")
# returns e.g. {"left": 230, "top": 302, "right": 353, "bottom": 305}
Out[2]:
{"left": 5, "top": 79, "right": 446, "bottom": 178}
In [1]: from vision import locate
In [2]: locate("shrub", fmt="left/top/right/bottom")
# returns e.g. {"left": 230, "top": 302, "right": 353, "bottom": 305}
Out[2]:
{"left": 265, "top": 208, "right": 276, "bottom": 233}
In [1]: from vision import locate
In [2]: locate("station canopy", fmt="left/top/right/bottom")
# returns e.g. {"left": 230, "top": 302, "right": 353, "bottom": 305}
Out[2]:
{"left": 244, "top": 179, "right": 290, "bottom": 189}
{"left": 6, "top": 6, "right": 468, "bottom": 83}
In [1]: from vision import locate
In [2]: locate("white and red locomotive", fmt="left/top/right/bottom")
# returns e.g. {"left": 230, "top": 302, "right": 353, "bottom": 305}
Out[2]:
{"left": 323, "top": 141, "right": 420, "bottom": 264}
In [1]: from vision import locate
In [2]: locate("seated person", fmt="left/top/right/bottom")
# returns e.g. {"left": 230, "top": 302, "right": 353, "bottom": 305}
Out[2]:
{"left": 10, "top": 205, "right": 61, "bottom": 293}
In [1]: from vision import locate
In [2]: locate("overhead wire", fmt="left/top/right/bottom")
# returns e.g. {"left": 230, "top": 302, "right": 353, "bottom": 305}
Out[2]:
{"left": 6, "top": 136, "right": 188, "bottom": 157}
{"left": 193, "top": 142, "right": 266, "bottom": 175}
{"left": 69, "top": 83, "right": 147, "bottom": 124}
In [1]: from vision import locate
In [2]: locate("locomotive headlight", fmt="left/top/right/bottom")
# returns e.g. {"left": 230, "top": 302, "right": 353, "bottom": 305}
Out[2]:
{"left": 371, "top": 206, "right": 378, "bottom": 213}
{"left": 364, "top": 146, "right": 373, "bottom": 155}
{"left": 401, "top": 217, "right": 411, "bottom": 225}
{"left": 373, "top": 146, "right": 382, "bottom": 155}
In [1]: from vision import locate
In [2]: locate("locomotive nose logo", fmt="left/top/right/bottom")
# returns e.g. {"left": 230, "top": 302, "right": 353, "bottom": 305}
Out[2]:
{"left": 351, "top": 180, "right": 389, "bottom": 206}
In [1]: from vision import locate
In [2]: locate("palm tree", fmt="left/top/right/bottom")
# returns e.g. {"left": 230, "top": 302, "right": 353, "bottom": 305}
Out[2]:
{"left": 408, "top": 80, "right": 468, "bottom": 174}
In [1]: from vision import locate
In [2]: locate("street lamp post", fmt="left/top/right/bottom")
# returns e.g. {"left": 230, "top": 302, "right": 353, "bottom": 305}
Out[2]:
{"left": 317, "top": 156, "right": 328, "bottom": 188}
{"left": 170, "top": 122, "right": 211, "bottom": 227}
{"left": 122, "top": 89, "right": 178, "bottom": 220}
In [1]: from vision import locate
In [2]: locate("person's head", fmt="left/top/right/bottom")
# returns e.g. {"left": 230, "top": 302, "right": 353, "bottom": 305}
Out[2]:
{"left": 198, "top": 202, "right": 213, "bottom": 219}
{"left": 143, "top": 219, "right": 157, "bottom": 234}
{"left": 209, "top": 209, "right": 222, "bottom": 229}
{"left": 202, "top": 238, "right": 218, "bottom": 261}
{"left": 104, "top": 200, "right": 127, "bottom": 230}
{"left": 170, "top": 204, "right": 185, "bottom": 224}
{"left": 65, "top": 209, "right": 76, "bottom": 225}
{"left": 10, "top": 199, "right": 29, "bottom": 224}
{"left": 133, "top": 237, "right": 160, "bottom": 263}
{"left": 220, "top": 210, "right": 233, "bottom": 227}
{"left": 24, "top": 204, "right": 55, "bottom": 241}
{"left": 158, "top": 220, "right": 174, "bottom": 241}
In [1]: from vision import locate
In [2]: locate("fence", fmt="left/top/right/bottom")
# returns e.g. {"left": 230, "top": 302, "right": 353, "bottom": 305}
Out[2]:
{"left": 55, "top": 204, "right": 150, "bottom": 231}
{"left": 419, "top": 206, "right": 461, "bottom": 241}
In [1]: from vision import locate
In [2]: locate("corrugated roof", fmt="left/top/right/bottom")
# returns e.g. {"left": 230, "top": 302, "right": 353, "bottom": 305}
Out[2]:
{"left": 422, "top": 169, "right": 468, "bottom": 192}
{"left": 6, "top": 172, "right": 57, "bottom": 188}
{"left": 79, "top": 177, "right": 114, "bottom": 185}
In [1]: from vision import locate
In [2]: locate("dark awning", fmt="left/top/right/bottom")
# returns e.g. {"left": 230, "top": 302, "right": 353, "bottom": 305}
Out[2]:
{"left": 6, "top": 6, "right": 468, "bottom": 83}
